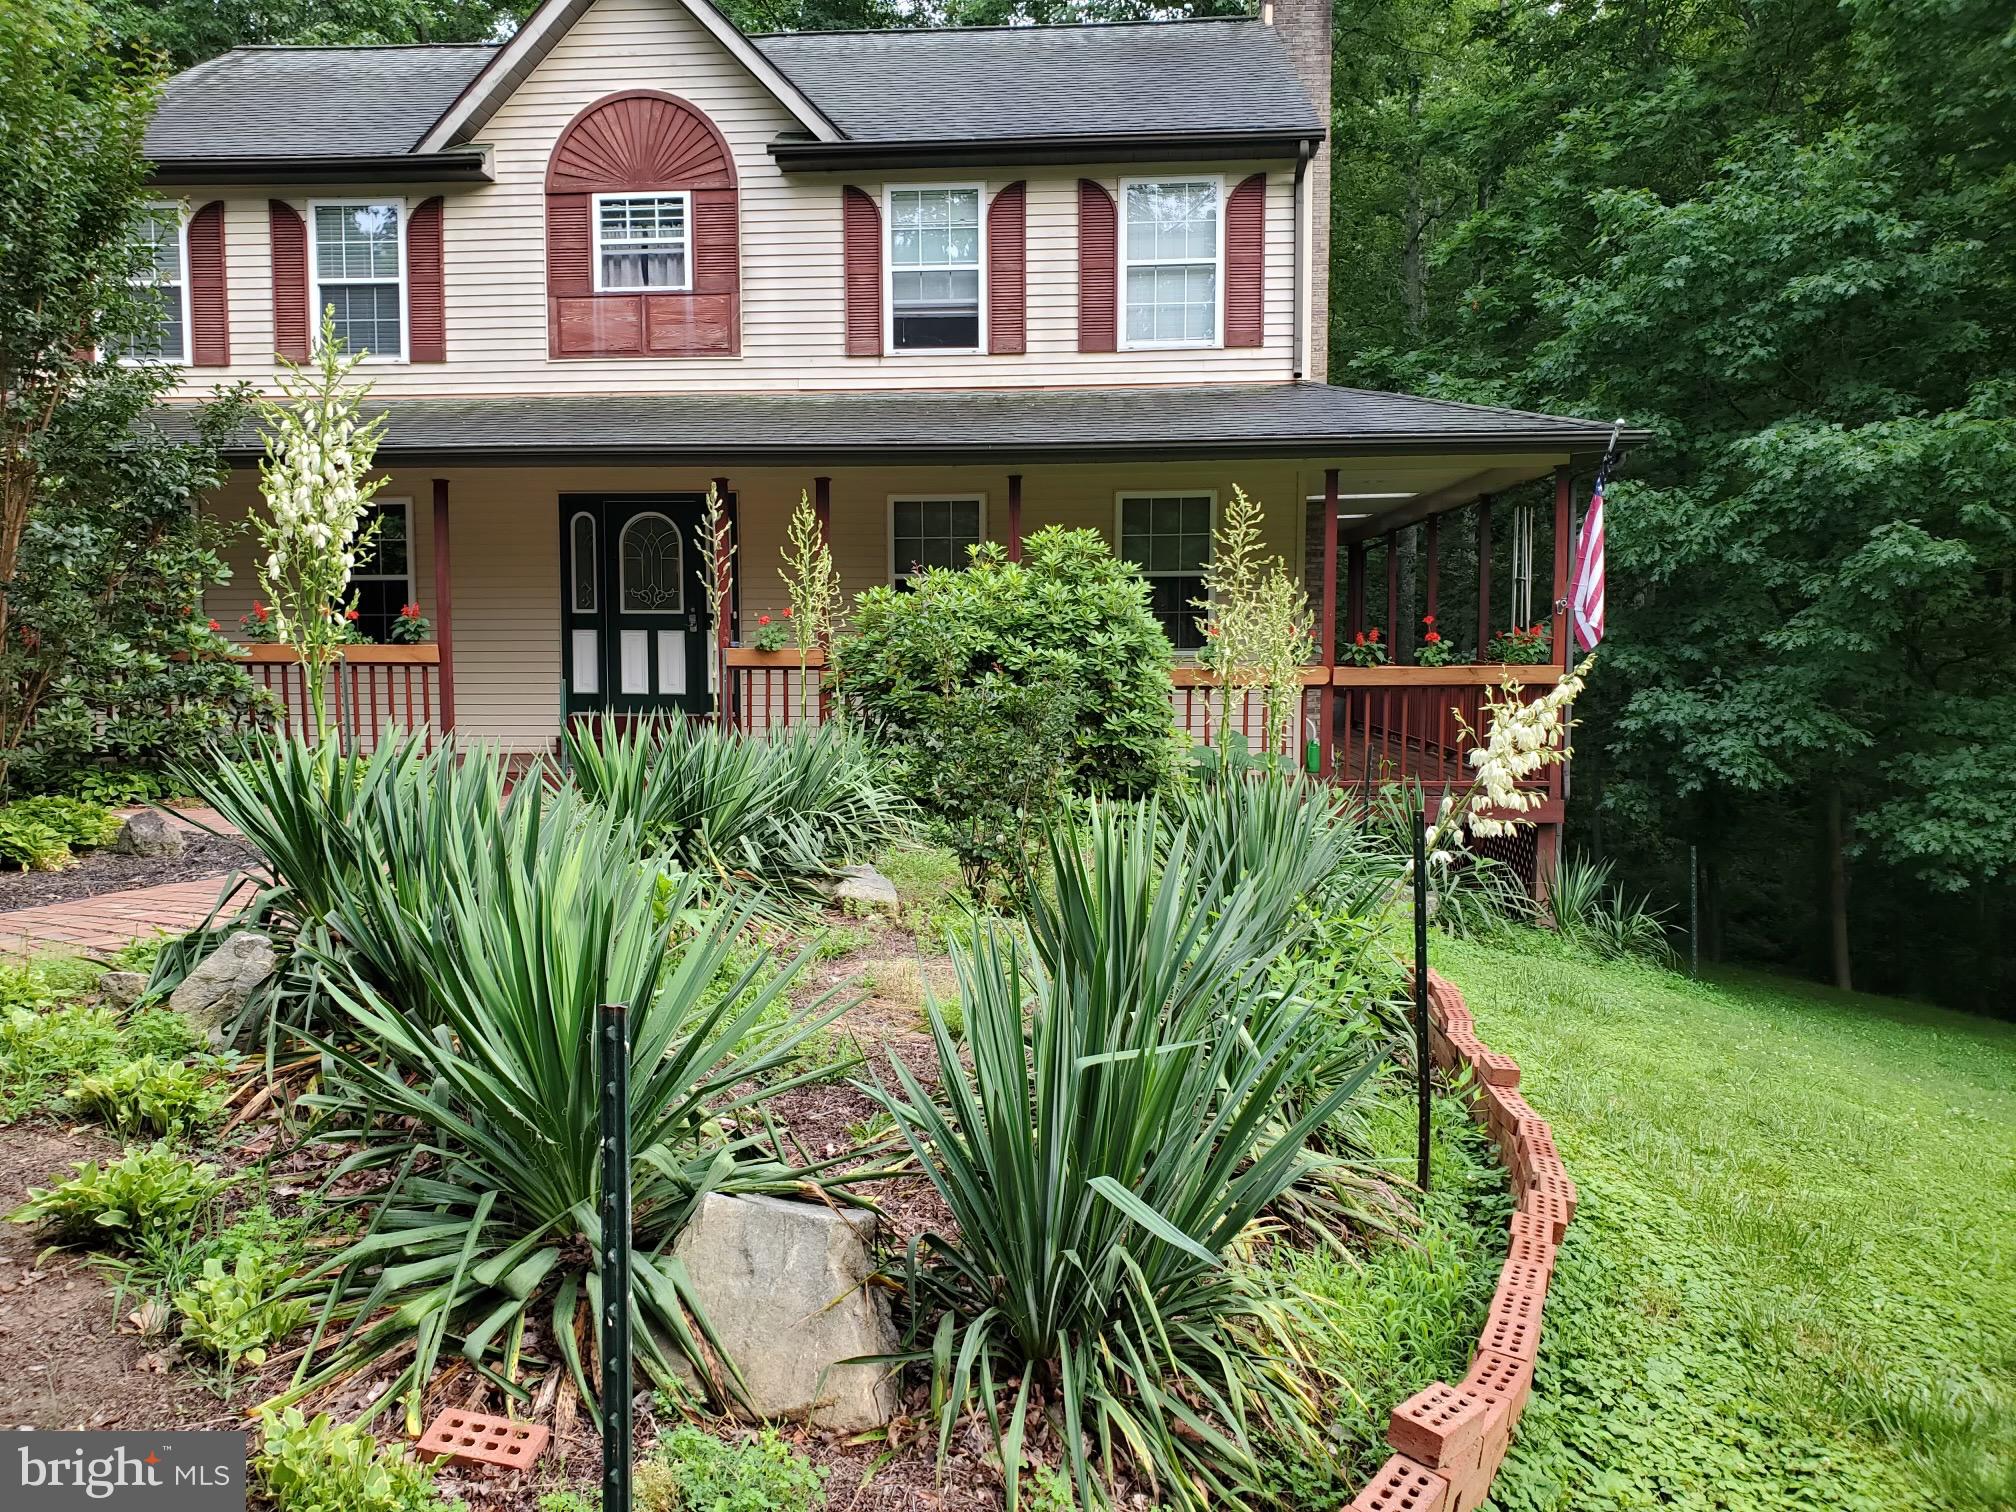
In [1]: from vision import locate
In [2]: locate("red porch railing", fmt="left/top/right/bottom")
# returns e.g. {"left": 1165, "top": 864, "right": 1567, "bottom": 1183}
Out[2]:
{"left": 234, "top": 643, "right": 446, "bottom": 751}
{"left": 726, "top": 647, "right": 830, "bottom": 733}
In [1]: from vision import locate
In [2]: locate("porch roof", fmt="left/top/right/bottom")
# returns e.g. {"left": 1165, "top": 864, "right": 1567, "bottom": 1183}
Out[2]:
{"left": 185, "top": 383, "right": 1643, "bottom": 467}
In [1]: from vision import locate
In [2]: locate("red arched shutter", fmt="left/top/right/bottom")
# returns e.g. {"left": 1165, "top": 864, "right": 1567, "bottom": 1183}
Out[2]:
{"left": 268, "top": 200, "right": 309, "bottom": 362}
{"left": 843, "top": 186, "right": 882, "bottom": 357}
{"left": 1224, "top": 173, "right": 1266, "bottom": 349}
{"left": 987, "top": 181, "right": 1026, "bottom": 356}
{"left": 407, "top": 196, "right": 446, "bottom": 363}
{"left": 187, "top": 200, "right": 229, "bottom": 367}
{"left": 1077, "top": 179, "right": 1117, "bottom": 354}
{"left": 544, "top": 91, "right": 739, "bottom": 359}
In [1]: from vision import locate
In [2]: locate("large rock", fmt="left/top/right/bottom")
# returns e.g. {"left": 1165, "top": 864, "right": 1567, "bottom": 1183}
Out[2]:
{"left": 830, "top": 865, "right": 899, "bottom": 914}
{"left": 666, "top": 1193, "right": 897, "bottom": 1431}
{"left": 112, "top": 811, "right": 184, "bottom": 858}
{"left": 99, "top": 971, "right": 148, "bottom": 1010}
{"left": 168, "top": 931, "right": 275, "bottom": 1042}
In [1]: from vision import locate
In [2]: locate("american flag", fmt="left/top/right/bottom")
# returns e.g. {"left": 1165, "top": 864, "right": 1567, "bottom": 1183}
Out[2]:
{"left": 1571, "top": 429, "right": 1622, "bottom": 651}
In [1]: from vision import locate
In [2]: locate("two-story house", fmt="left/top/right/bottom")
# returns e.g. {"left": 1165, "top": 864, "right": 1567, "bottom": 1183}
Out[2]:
{"left": 144, "top": 0, "right": 1627, "bottom": 885}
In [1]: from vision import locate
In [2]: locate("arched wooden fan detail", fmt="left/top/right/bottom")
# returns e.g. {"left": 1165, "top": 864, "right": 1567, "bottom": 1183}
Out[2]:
{"left": 546, "top": 90, "right": 737, "bottom": 193}
{"left": 545, "top": 90, "right": 740, "bottom": 357}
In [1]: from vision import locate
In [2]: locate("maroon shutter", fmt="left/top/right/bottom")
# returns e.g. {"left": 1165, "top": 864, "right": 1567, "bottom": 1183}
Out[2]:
{"left": 987, "top": 181, "right": 1026, "bottom": 356}
{"left": 407, "top": 196, "right": 446, "bottom": 362}
{"left": 691, "top": 186, "right": 740, "bottom": 356}
{"left": 1077, "top": 179, "right": 1117, "bottom": 353}
{"left": 1225, "top": 173, "right": 1267, "bottom": 349}
{"left": 268, "top": 200, "right": 309, "bottom": 361}
{"left": 843, "top": 186, "right": 882, "bottom": 357}
{"left": 186, "top": 200, "right": 229, "bottom": 367}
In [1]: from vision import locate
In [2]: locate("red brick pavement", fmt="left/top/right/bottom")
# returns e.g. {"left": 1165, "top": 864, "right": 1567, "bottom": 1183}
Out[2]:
{"left": 0, "top": 875, "right": 245, "bottom": 956}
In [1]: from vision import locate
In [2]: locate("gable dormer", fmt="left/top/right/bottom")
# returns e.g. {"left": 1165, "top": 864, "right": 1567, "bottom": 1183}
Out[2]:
{"left": 543, "top": 91, "right": 741, "bottom": 357}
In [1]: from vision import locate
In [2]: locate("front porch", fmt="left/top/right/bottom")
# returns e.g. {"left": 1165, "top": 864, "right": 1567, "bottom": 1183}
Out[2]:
{"left": 196, "top": 383, "right": 1630, "bottom": 887}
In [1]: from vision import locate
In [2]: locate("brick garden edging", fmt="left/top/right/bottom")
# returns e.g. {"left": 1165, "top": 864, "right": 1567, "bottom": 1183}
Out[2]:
{"left": 1344, "top": 971, "right": 1577, "bottom": 1512}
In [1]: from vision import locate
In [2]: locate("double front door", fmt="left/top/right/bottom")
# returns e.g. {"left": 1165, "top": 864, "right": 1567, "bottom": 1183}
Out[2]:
{"left": 561, "top": 495, "right": 711, "bottom": 717}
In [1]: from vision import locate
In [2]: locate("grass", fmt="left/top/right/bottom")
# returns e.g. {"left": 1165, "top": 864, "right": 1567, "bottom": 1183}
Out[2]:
{"left": 1437, "top": 933, "right": 2016, "bottom": 1512}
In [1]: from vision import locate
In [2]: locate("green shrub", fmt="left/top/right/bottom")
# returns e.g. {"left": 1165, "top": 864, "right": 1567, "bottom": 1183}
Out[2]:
{"left": 896, "top": 674, "right": 1078, "bottom": 895}
{"left": 834, "top": 527, "right": 1182, "bottom": 799}
{"left": 8, "top": 1143, "right": 223, "bottom": 1248}
{"left": 175, "top": 1250, "right": 311, "bottom": 1370}
{"left": 67, "top": 1054, "right": 225, "bottom": 1137}
{"left": 0, "top": 953, "right": 103, "bottom": 1011}
{"left": 126, "top": 1007, "right": 201, "bottom": 1060}
{"left": 0, "top": 1001, "right": 122, "bottom": 1119}
{"left": 256, "top": 1408, "right": 461, "bottom": 1512}
{"left": 0, "top": 810, "right": 70, "bottom": 870}
{"left": 8, "top": 795, "right": 121, "bottom": 849}
{"left": 635, "top": 1427, "right": 827, "bottom": 1512}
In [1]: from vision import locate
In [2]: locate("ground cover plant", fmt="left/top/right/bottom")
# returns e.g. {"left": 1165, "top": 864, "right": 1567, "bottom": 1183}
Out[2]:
{"left": 1439, "top": 935, "right": 2016, "bottom": 1511}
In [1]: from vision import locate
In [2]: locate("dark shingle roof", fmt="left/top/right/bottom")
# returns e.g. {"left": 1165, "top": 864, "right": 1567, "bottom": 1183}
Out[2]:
{"left": 144, "top": 46, "right": 495, "bottom": 161}
{"left": 754, "top": 20, "right": 1319, "bottom": 143}
{"left": 171, "top": 384, "right": 1639, "bottom": 463}
{"left": 145, "top": 19, "right": 1320, "bottom": 163}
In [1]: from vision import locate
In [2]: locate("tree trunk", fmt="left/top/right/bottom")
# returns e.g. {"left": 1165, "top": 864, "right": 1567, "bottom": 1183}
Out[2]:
{"left": 1401, "top": 83, "right": 1427, "bottom": 340}
{"left": 1395, "top": 525, "right": 1418, "bottom": 661}
{"left": 1826, "top": 783, "right": 1853, "bottom": 992}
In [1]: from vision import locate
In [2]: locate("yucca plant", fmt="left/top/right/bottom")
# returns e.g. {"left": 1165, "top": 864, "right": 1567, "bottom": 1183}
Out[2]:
{"left": 562, "top": 716, "right": 909, "bottom": 905}
{"left": 863, "top": 806, "right": 1378, "bottom": 1509}
{"left": 1159, "top": 767, "right": 1390, "bottom": 941}
{"left": 1550, "top": 854, "right": 1675, "bottom": 964}
{"left": 271, "top": 792, "right": 860, "bottom": 1432}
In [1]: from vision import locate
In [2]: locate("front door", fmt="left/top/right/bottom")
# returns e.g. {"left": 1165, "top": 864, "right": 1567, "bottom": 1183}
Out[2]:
{"left": 561, "top": 495, "right": 711, "bottom": 718}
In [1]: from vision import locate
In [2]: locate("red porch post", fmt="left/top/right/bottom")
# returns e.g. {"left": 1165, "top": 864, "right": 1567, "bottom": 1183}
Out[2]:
{"left": 1006, "top": 473, "right": 1023, "bottom": 562}
{"left": 1317, "top": 467, "right": 1339, "bottom": 778}
{"left": 431, "top": 478, "right": 455, "bottom": 735}
{"left": 1476, "top": 495, "right": 1493, "bottom": 657}
{"left": 713, "top": 475, "right": 733, "bottom": 727}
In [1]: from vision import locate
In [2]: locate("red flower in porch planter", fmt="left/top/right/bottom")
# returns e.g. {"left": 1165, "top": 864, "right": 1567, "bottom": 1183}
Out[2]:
{"left": 1416, "top": 614, "right": 1464, "bottom": 668}
{"left": 387, "top": 601, "right": 433, "bottom": 646}
{"left": 1344, "top": 627, "right": 1388, "bottom": 668}
{"left": 750, "top": 612, "right": 789, "bottom": 652}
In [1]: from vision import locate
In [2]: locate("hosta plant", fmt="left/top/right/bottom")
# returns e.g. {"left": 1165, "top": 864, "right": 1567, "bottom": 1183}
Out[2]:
{"left": 863, "top": 806, "right": 1379, "bottom": 1509}
{"left": 256, "top": 1408, "right": 458, "bottom": 1512}
{"left": 67, "top": 1054, "right": 226, "bottom": 1137}
{"left": 177, "top": 1250, "right": 312, "bottom": 1372}
{"left": 8, "top": 1143, "right": 224, "bottom": 1249}
{"left": 271, "top": 792, "right": 861, "bottom": 1433}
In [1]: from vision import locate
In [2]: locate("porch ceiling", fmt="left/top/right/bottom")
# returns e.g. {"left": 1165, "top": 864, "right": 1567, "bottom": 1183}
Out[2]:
{"left": 174, "top": 383, "right": 1645, "bottom": 474}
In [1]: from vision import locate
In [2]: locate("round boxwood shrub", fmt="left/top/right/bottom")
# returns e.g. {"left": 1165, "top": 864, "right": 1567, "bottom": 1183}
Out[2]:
{"left": 833, "top": 526, "right": 1182, "bottom": 798}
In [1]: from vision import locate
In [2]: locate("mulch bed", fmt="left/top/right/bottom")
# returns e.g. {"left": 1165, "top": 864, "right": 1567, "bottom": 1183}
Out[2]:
{"left": 0, "top": 834, "right": 254, "bottom": 913}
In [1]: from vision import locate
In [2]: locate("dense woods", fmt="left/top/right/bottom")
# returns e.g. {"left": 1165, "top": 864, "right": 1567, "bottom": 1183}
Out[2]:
{"left": 88, "top": 0, "right": 2016, "bottom": 1009}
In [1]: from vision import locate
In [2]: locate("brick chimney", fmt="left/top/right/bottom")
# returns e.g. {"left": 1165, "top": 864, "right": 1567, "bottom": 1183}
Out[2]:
{"left": 1268, "top": 0, "right": 1331, "bottom": 382}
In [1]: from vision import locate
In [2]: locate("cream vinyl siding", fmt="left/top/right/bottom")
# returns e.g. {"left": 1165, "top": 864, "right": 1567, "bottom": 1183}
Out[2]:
{"left": 164, "top": 0, "right": 1300, "bottom": 399}
{"left": 201, "top": 460, "right": 1317, "bottom": 751}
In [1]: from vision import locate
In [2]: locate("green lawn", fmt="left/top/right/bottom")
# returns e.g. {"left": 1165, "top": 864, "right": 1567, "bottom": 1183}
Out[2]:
{"left": 1435, "top": 937, "right": 2016, "bottom": 1512}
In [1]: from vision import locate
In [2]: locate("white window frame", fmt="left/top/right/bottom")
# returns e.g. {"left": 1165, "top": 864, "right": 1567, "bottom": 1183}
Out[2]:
{"left": 351, "top": 498, "right": 414, "bottom": 640}
{"left": 117, "top": 201, "right": 192, "bottom": 367}
{"left": 307, "top": 198, "right": 408, "bottom": 364}
{"left": 590, "top": 191, "right": 694, "bottom": 295}
{"left": 1117, "top": 175, "right": 1225, "bottom": 352}
{"left": 888, "top": 493, "right": 988, "bottom": 584}
{"left": 1115, "top": 489, "right": 1217, "bottom": 651}
{"left": 883, "top": 183, "right": 988, "bottom": 356}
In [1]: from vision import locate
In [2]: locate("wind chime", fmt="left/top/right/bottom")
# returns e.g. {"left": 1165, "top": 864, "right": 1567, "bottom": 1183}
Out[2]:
{"left": 1508, "top": 498, "right": 1537, "bottom": 631}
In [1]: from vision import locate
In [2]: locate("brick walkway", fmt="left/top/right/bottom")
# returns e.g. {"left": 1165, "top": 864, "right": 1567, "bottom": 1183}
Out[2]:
{"left": 0, "top": 875, "right": 246, "bottom": 956}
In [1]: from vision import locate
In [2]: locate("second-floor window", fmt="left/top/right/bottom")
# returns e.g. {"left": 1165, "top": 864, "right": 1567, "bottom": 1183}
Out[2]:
{"left": 121, "top": 205, "right": 188, "bottom": 364}
{"left": 312, "top": 201, "right": 404, "bottom": 359}
{"left": 594, "top": 193, "right": 691, "bottom": 291}
{"left": 1122, "top": 179, "right": 1220, "bottom": 349}
{"left": 889, "top": 186, "right": 981, "bottom": 351}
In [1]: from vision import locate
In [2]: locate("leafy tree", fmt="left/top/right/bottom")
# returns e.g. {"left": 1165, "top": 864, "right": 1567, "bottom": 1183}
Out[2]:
{"left": 94, "top": 0, "right": 536, "bottom": 69}
{"left": 0, "top": 0, "right": 260, "bottom": 794}
{"left": 1329, "top": 0, "right": 2016, "bottom": 1005}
